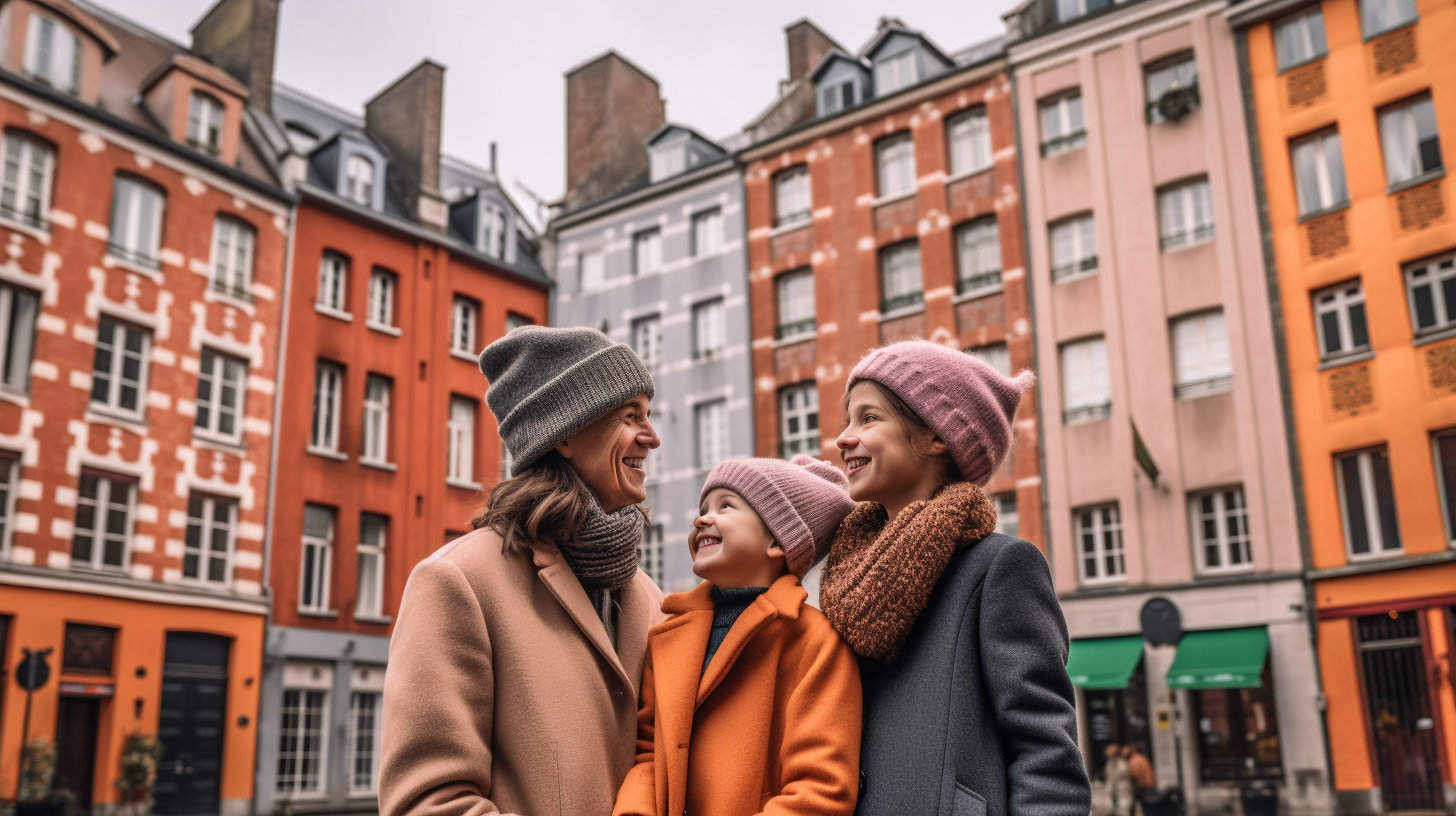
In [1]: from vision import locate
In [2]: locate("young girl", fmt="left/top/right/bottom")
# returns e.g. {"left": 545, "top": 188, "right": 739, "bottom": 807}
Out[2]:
{"left": 820, "top": 340, "right": 1091, "bottom": 816}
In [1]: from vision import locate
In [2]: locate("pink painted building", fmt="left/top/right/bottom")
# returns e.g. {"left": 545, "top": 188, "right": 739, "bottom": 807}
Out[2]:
{"left": 1004, "top": 0, "right": 1328, "bottom": 811}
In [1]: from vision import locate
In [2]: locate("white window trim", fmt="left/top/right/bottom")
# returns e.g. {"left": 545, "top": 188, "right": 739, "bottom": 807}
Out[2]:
{"left": 1275, "top": 7, "right": 1328, "bottom": 72}
{"left": 633, "top": 228, "right": 663, "bottom": 277}
{"left": 947, "top": 107, "right": 993, "bottom": 178}
{"left": 1076, "top": 504, "right": 1125, "bottom": 585}
{"left": 578, "top": 250, "right": 605, "bottom": 292}
{"left": 695, "top": 399, "right": 729, "bottom": 472}
{"left": 91, "top": 317, "right": 150, "bottom": 419}
{"left": 347, "top": 691, "right": 382, "bottom": 794}
{"left": 1050, "top": 215, "right": 1098, "bottom": 283}
{"left": 447, "top": 397, "right": 478, "bottom": 488}
{"left": 1060, "top": 336, "right": 1111, "bottom": 423}
{"left": 0, "top": 455, "right": 18, "bottom": 560}
{"left": 107, "top": 176, "right": 164, "bottom": 269}
{"left": 692, "top": 208, "right": 724, "bottom": 258}
{"left": 318, "top": 253, "right": 349, "bottom": 314}
{"left": 23, "top": 14, "right": 80, "bottom": 94}
{"left": 345, "top": 155, "right": 375, "bottom": 207}
{"left": 776, "top": 269, "right": 816, "bottom": 340}
{"left": 632, "top": 314, "right": 663, "bottom": 369}
{"left": 361, "top": 375, "right": 391, "bottom": 466}
{"left": 1172, "top": 310, "right": 1233, "bottom": 399}
{"left": 956, "top": 218, "right": 1002, "bottom": 297}
{"left": 450, "top": 296, "right": 479, "bottom": 359}
{"left": 277, "top": 688, "right": 330, "bottom": 796}
{"left": 183, "top": 493, "right": 236, "bottom": 586}
{"left": 1335, "top": 447, "right": 1403, "bottom": 559}
{"left": 1040, "top": 94, "right": 1087, "bottom": 156}
{"left": 72, "top": 473, "right": 134, "bottom": 572}
{"left": 1, "top": 131, "right": 55, "bottom": 231}
{"left": 1407, "top": 252, "right": 1456, "bottom": 336}
{"left": 1292, "top": 131, "right": 1347, "bottom": 217}
{"left": 310, "top": 361, "right": 343, "bottom": 454}
{"left": 0, "top": 282, "right": 39, "bottom": 396}
{"left": 778, "top": 382, "right": 819, "bottom": 458}
{"left": 775, "top": 167, "right": 812, "bottom": 229}
{"left": 993, "top": 492, "right": 1019, "bottom": 538}
{"left": 299, "top": 507, "right": 334, "bottom": 613}
{"left": 876, "top": 133, "right": 916, "bottom": 200}
{"left": 366, "top": 269, "right": 397, "bottom": 334}
{"left": 1431, "top": 431, "right": 1456, "bottom": 549}
{"left": 194, "top": 347, "right": 247, "bottom": 443}
{"left": 355, "top": 515, "right": 386, "bottom": 619}
{"left": 1313, "top": 280, "right": 1370, "bottom": 361}
{"left": 692, "top": 298, "right": 727, "bottom": 360}
{"left": 1158, "top": 179, "right": 1215, "bottom": 252}
{"left": 1189, "top": 488, "right": 1253, "bottom": 575}
{"left": 187, "top": 92, "right": 224, "bottom": 154}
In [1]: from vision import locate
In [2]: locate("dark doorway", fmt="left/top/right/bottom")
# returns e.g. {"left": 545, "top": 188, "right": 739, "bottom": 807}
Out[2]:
{"left": 1084, "top": 660, "right": 1152, "bottom": 779}
{"left": 152, "top": 633, "right": 230, "bottom": 816}
{"left": 1357, "top": 611, "right": 1443, "bottom": 812}
{"left": 53, "top": 696, "right": 101, "bottom": 810}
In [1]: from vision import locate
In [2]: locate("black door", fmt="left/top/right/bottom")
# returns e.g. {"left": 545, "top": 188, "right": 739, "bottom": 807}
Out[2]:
{"left": 1357, "top": 612, "right": 1444, "bottom": 812}
{"left": 153, "top": 633, "right": 230, "bottom": 816}
{"left": 53, "top": 696, "right": 101, "bottom": 810}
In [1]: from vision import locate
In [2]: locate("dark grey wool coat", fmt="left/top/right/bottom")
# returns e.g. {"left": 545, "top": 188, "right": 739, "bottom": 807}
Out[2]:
{"left": 854, "top": 532, "right": 1091, "bottom": 816}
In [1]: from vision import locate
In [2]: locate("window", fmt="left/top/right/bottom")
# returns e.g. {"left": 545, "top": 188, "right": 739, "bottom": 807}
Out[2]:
{"left": 956, "top": 218, "right": 1002, "bottom": 296}
{"left": 90, "top": 317, "right": 149, "bottom": 416}
{"left": 366, "top": 268, "right": 396, "bottom": 329}
{"left": 72, "top": 472, "right": 132, "bottom": 571}
{"left": 692, "top": 298, "right": 726, "bottom": 360}
{"left": 1158, "top": 178, "right": 1214, "bottom": 251}
{"left": 187, "top": 92, "right": 224, "bottom": 154}
{"left": 318, "top": 252, "right": 348, "bottom": 312}
{"left": 775, "top": 167, "right": 811, "bottom": 228}
{"left": 345, "top": 155, "right": 374, "bottom": 206}
{"left": 1359, "top": 0, "right": 1417, "bottom": 38}
{"left": 776, "top": 269, "right": 816, "bottom": 339}
{"left": 692, "top": 208, "right": 723, "bottom": 257}
{"left": 195, "top": 348, "right": 247, "bottom": 441}
{"left": 0, "top": 282, "right": 38, "bottom": 394}
{"left": 1040, "top": 93, "right": 1086, "bottom": 156}
{"left": 968, "top": 343, "right": 1011, "bottom": 376}
{"left": 631, "top": 314, "right": 662, "bottom": 368}
{"left": 1192, "top": 671, "right": 1283, "bottom": 782}
{"left": 1336, "top": 446, "right": 1401, "bottom": 557}
{"left": 1145, "top": 54, "right": 1199, "bottom": 124}
{"left": 874, "top": 50, "right": 918, "bottom": 95}
{"left": 1057, "top": 0, "right": 1112, "bottom": 22}
{"left": 820, "top": 79, "right": 856, "bottom": 116}
{"left": 451, "top": 297, "right": 478, "bottom": 356}
{"left": 1314, "top": 281, "right": 1370, "bottom": 361}
{"left": 633, "top": 228, "right": 662, "bottom": 276}
{"left": 994, "top": 492, "right": 1019, "bottom": 539}
{"left": 349, "top": 692, "right": 380, "bottom": 793}
{"left": 362, "top": 375, "right": 391, "bottom": 465}
{"left": 1051, "top": 214, "right": 1098, "bottom": 282}
{"left": 779, "top": 382, "right": 819, "bottom": 458}
{"left": 1291, "top": 130, "right": 1347, "bottom": 217}
{"left": 1379, "top": 95, "right": 1442, "bottom": 188}
{"left": 499, "top": 444, "right": 514, "bottom": 482}
{"left": 300, "top": 504, "right": 334, "bottom": 611}
{"left": 505, "top": 313, "right": 531, "bottom": 332}
{"left": 356, "top": 514, "right": 386, "bottom": 618}
{"left": 578, "top": 251, "right": 604, "bottom": 292}
{"left": 184, "top": 493, "right": 235, "bottom": 585}
{"left": 1404, "top": 251, "right": 1456, "bottom": 335}
{"left": 649, "top": 141, "right": 686, "bottom": 182}
{"left": 639, "top": 524, "right": 665, "bottom": 586}
{"left": 2, "top": 131, "right": 54, "bottom": 228}
{"left": 107, "top": 176, "right": 164, "bottom": 269}
{"left": 1172, "top": 311, "right": 1232, "bottom": 399}
{"left": 879, "top": 241, "right": 923, "bottom": 313}
{"left": 480, "top": 205, "right": 506, "bottom": 258}
{"left": 23, "top": 15, "right": 80, "bottom": 94}
{"left": 311, "top": 361, "right": 343, "bottom": 453}
{"left": 947, "top": 107, "right": 992, "bottom": 177}
{"left": 1275, "top": 8, "right": 1328, "bottom": 71}
{"left": 695, "top": 399, "right": 728, "bottom": 471}
{"left": 0, "top": 455, "right": 17, "bottom": 556}
{"left": 876, "top": 133, "right": 916, "bottom": 199}
{"left": 1077, "top": 504, "right": 1125, "bottom": 582}
{"left": 1191, "top": 487, "right": 1251, "bottom": 573}
{"left": 447, "top": 396, "right": 476, "bottom": 485}
{"left": 1061, "top": 337, "right": 1111, "bottom": 423}
{"left": 210, "top": 217, "right": 255, "bottom": 301}
{"left": 277, "top": 689, "right": 326, "bottom": 793}
{"left": 1433, "top": 430, "right": 1456, "bottom": 546}
{"left": 61, "top": 623, "right": 114, "bottom": 675}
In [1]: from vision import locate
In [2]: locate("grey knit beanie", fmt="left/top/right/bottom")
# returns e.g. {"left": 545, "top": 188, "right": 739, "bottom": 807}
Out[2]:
{"left": 478, "top": 326, "right": 655, "bottom": 469}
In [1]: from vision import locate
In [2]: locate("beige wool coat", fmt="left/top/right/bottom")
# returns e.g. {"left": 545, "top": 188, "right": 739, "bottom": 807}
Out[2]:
{"left": 379, "top": 526, "right": 664, "bottom": 816}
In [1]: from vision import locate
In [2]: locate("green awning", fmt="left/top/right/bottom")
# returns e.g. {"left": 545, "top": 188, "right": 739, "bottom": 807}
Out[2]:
{"left": 1166, "top": 627, "right": 1269, "bottom": 689}
{"left": 1066, "top": 636, "right": 1145, "bottom": 689}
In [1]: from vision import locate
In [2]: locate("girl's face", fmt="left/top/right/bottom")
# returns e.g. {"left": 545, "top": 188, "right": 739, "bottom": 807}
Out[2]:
{"left": 836, "top": 381, "right": 947, "bottom": 515}
{"left": 690, "top": 488, "right": 786, "bottom": 588}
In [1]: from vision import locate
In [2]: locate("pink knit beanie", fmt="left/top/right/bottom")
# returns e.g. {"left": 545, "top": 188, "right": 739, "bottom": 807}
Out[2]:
{"left": 847, "top": 340, "right": 1034, "bottom": 486}
{"left": 699, "top": 454, "right": 856, "bottom": 577}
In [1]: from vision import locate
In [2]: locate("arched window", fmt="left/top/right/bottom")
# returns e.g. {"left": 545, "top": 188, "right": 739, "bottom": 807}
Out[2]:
{"left": 345, "top": 155, "right": 374, "bottom": 206}
{"left": 24, "top": 15, "right": 81, "bottom": 95}
{"left": 1, "top": 131, "right": 56, "bottom": 228}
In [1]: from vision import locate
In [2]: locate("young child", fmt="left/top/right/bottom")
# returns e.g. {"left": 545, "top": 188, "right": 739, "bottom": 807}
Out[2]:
{"left": 819, "top": 340, "right": 1092, "bottom": 816}
{"left": 613, "top": 455, "right": 862, "bottom": 816}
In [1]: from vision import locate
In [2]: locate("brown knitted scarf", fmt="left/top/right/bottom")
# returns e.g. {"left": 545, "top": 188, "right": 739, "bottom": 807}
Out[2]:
{"left": 557, "top": 498, "right": 645, "bottom": 646}
{"left": 820, "top": 482, "right": 997, "bottom": 664}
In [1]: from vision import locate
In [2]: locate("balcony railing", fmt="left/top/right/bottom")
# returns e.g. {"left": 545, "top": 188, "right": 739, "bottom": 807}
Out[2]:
{"left": 106, "top": 243, "right": 161, "bottom": 271}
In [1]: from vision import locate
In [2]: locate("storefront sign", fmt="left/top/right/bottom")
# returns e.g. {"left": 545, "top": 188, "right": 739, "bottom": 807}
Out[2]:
{"left": 59, "top": 682, "right": 115, "bottom": 697}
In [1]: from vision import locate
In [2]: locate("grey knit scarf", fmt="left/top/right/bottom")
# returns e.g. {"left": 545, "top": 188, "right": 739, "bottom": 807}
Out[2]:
{"left": 557, "top": 498, "right": 645, "bottom": 646}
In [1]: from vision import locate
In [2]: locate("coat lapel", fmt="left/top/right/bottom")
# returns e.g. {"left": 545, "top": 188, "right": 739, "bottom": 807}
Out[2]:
{"left": 648, "top": 585, "right": 715, "bottom": 816}
{"left": 694, "top": 575, "right": 805, "bottom": 705}
{"left": 532, "top": 545, "right": 631, "bottom": 689}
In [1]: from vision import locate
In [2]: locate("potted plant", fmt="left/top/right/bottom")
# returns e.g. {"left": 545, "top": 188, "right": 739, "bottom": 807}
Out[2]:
{"left": 16, "top": 738, "right": 60, "bottom": 816}
{"left": 115, "top": 733, "right": 163, "bottom": 816}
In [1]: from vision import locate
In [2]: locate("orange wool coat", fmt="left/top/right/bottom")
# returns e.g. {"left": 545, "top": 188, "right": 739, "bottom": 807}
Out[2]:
{"left": 613, "top": 574, "right": 863, "bottom": 816}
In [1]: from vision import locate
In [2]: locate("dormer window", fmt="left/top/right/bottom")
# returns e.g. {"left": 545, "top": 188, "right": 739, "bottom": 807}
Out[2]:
{"left": 285, "top": 123, "right": 319, "bottom": 155}
{"left": 480, "top": 205, "right": 506, "bottom": 259}
{"left": 874, "top": 50, "right": 917, "bottom": 96}
{"left": 187, "top": 92, "right": 224, "bottom": 155}
{"left": 345, "top": 155, "right": 374, "bottom": 206}
{"left": 820, "top": 79, "right": 857, "bottom": 116}
{"left": 649, "top": 140, "right": 687, "bottom": 183}
{"left": 24, "top": 15, "right": 81, "bottom": 95}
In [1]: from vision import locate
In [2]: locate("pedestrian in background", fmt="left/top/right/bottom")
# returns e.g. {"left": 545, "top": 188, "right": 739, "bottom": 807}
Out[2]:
{"left": 380, "top": 326, "right": 664, "bottom": 816}
{"left": 1125, "top": 744, "right": 1155, "bottom": 815}
{"left": 1105, "top": 744, "right": 1134, "bottom": 816}
{"left": 821, "top": 340, "right": 1092, "bottom": 816}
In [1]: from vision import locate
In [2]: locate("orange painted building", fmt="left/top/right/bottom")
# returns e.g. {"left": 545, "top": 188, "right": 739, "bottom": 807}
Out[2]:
{"left": 0, "top": 1, "right": 291, "bottom": 814}
{"left": 1232, "top": 0, "right": 1456, "bottom": 810}
{"left": 740, "top": 22, "right": 1041, "bottom": 556}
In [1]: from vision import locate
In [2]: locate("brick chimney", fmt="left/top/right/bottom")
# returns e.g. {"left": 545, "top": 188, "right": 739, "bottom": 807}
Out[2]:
{"left": 784, "top": 19, "right": 839, "bottom": 81}
{"left": 365, "top": 60, "right": 447, "bottom": 231}
{"left": 564, "top": 51, "right": 664, "bottom": 211}
{"left": 189, "top": 0, "right": 281, "bottom": 113}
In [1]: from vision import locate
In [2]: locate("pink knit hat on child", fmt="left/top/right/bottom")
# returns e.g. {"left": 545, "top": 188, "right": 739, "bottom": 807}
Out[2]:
{"left": 699, "top": 454, "right": 856, "bottom": 578}
{"left": 848, "top": 340, "right": 1035, "bottom": 486}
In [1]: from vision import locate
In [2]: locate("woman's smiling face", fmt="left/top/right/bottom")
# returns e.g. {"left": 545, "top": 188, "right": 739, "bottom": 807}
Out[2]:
{"left": 555, "top": 395, "right": 659, "bottom": 512}
{"left": 836, "top": 380, "right": 948, "bottom": 519}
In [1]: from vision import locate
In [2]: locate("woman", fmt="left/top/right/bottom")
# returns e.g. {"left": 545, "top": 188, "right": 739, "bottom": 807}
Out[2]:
{"left": 820, "top": 340, "right": 1090, "bottom": 816}
{"left": 380, "top": 326, "right": 663, "bottom": 816}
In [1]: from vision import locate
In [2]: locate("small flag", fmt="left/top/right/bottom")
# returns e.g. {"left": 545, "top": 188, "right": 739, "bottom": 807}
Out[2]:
{"left": 1132, "top": 419, "right": 1159, "bottom": 485}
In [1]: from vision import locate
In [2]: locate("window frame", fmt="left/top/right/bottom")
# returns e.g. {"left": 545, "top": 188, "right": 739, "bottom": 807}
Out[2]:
{"left": 1291, "top": 129, "right": 1348, "bottom": 218}
{"left": 778, "top": 381, "right": 820, "bottom": 459}
{"left": 774, "top": 166, "right": 811, "bottom": 229}
{"left": 194, "top": 347, "right": 247, "bottom": 443}
{"left": 1313, "top": 280, "right": 1370, "bottom": 362}
{"left": 361, "top": 374, "right": 391, "bottom": 466}
{"left": 694, "top": 398, "right": 729, "bottom": 472}
{"left": 947, "top": 106, "right": 993, "bottom": 178}
{"left": 1060, "top": 336, "right": 1111, "bottom": 423}
{"left": 875, "top": 132, "right": 916, "bottom": 200}
{"left": 276, "top": 688, "right": 328, "bottom": 794}
{"left": 1189, "top": 486, "right": 1253, "bottom": 574}
{"left": 0, "top": 281, "right": 39, "bottom": 395}
{"left": 1274, "top": 7, "right": 1329, "bottom": 72}
{"left": 1171, "top": 310, "right": 1233, "bottom": 399}
{"left": 479, "top": 204, "right": 506, "bottom": 259}
{"left": 348, "top": 691, "right": 382, "bottom": 794}
{"left": 1431, "top": 429, "right": 1456, "bottom": 549}
{"left": 775, "top": 268, "right": 816, "bottom": 340}
{"left": 873, "top": 49, "right": 918, "bottom": 95}
{"left": 1359, "top": 0, "right": 1418, "bottom": 39}
{"left": 1334, "top": 445, "right": 1403, "bottom": 559}
{"left": 1, "top": 130, "right": 55, "bottom": 230}
{"left": 993, "top": 492, "right": 1019, "bottom": 539}
{"left": 183, "top": 492, "right": 236, "bottom": 586}
{"left": 691, "top": 207, "right": 723, "bottom": 257}
{"left": 71, "top": 471, "right": 135, "bottom": 572}
{"left": 450, "top": 296, "right": 479, "bottom": 357}
{"left": 879, "top": 240, "right": 924, "bottom": 313}
{"left": 1144, "top": 52, "right": 1200, "bottom": 125}
{"left": 23, "top": 14, "right": 81, "bottom": 95}
{"left": 955, "top": 217, "right": 1002, "bottom": 297}
{"left": 578, "top": 250, "right": 605, "bottom": 292}
{"left": 1076, "top": 503, "right": 1126, "bottom": 584}
{"left": 691, "top": 298, "right": 727, "bottom": 360}
{"left": 365, "top": 267, "right": 397, "bottom": 331}
{"left": 107, "top": 175, "right": 165, "bottom": 270}
{"left": 968, "top": 343, "right": 1012, "bottom": 377}
{"left": 317, "top": 252, "right": 349, "bottom": 314}
{"left": 1039, "top": 92, "right": 1087, "bottom": 157}
{"left": 1050, "top": 213, "right": 1099, "bottom": 283}
{"left": 0, "top": 453, "right": 19, "bottom": 560}
{"left": 310, "top": 360, "right": 344, "bottom": 454}
{"left": 632, "top": 228, "right": 663, "bottom": 277}
{"left": 90, "top": 316, "right": 151, "bottom": 418}
{"left": 356, "top": 513, "right": 386, "bottom": 619}
{"left": 209, "top": 216, "right": 255, "bottom": 302}
{"left": 631, "top": 313, "right": 663, "bottom": 368}
{"left": 1378, "top": 93, "right": 1443, "bottom": 190}
{"left": 819, "top": 78, "right": 856, "bottom": 116}
{"left": 345, "top": 154, "right": 375, "bottom": 206}
{"left": 299, "top": 504, "right": 334, "bottom": 613}
{"left": 1157, "top": 177, "right": 1215, "bottom": 252}
{"left": 446, "top": 395, "right": 477, "bottom": 486}
{"left": 1404, "top": 250, "right": 1456, "bottom": 336}
{"left": 186, "top": 91, "right": 225, "bottom": 155}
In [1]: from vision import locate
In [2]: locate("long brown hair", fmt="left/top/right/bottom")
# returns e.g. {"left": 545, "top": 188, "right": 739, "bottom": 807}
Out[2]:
{"left": 845, "top": 379, "right": 964, "bottom": 483}
{"left": 472, "top": 450, "right": 650, "bottom": 553}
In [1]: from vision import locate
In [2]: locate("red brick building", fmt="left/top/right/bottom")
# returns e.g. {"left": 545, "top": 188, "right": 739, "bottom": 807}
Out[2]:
{"left": 740, "top": 22, "right": 1041, "bottom": 549}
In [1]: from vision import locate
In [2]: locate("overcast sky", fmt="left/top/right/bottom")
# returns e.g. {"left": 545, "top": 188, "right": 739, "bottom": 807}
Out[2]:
{"left": 102, "top": 0, "right": 1006, "bottom": 222}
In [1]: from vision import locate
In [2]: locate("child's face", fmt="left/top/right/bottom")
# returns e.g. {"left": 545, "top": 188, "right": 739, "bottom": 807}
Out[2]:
{"left": 689, "top": 488, "right": 787, "bottom": 588}
{"left": 836, "top": 381, "right": 943, "bottom": 509}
